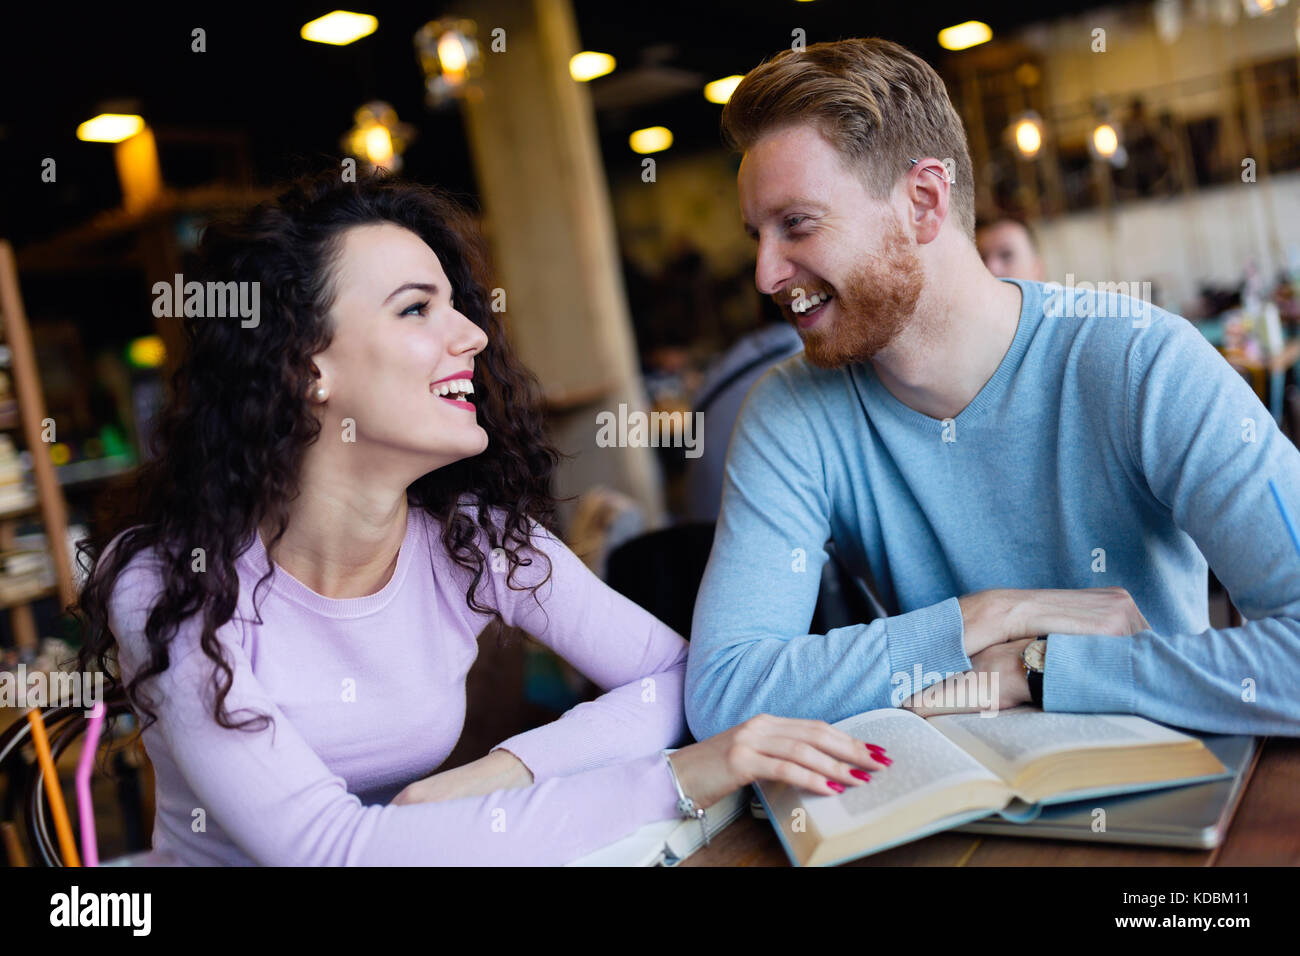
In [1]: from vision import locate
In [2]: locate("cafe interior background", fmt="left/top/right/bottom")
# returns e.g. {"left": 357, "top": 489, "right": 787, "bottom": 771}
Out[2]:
{"left": 0, "top": 0, "right": 1297, "bottom": 862}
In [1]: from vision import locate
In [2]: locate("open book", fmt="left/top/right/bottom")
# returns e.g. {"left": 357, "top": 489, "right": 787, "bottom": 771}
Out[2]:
{"left": 754, "top": 706, "right": 1232, "bottom": 867}
{"left": 565, "top": 773, "right": 750, "bottom": 866}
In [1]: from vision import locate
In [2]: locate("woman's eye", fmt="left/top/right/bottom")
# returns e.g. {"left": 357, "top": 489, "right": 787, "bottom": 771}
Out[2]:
{"left": 401, "top": 300, "right": 430, "bottom": 316}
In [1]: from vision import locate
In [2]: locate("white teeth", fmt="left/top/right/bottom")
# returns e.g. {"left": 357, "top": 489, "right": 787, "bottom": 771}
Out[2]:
{"left": 792, "top": 293, "right": 832, "bottom": 314}
{"left": 432, "top": 379, "right": 474, "bottom": 397}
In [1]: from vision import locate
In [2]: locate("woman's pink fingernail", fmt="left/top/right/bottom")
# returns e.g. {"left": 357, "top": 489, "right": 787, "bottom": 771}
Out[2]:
{"left": 866, "top": 743, "right": 887, "bottom": 754}
{"left": 874, "top": 755, "right": 893, "bottom": 765}
{"left": 826, "top": 780, "right": 845, "bottom": 793}
{"left": 850, "top": 769, "right": 872, "bottom": 781}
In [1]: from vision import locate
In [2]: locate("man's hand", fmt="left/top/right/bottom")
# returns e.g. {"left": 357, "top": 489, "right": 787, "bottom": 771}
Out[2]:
{"left": 960, "top": 586, "right": 1150, "bottom": 657}
{"left": 902, "top": 636, "right": 1035, "bottom": 717}
{"left": 391, "top": 748, "right": 535, "bottom": 806}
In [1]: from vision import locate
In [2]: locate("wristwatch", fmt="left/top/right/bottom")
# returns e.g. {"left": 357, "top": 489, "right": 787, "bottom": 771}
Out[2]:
{"left": 1021, "top": 638, "right": 1047, "bottom": 708}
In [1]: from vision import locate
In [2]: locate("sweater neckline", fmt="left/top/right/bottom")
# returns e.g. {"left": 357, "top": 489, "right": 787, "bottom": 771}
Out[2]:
{"left": 856, "top": 276, "right": 1038, "bottom": 429}
{"left": 236, "top": 507, "right": 422, "bottom": 618}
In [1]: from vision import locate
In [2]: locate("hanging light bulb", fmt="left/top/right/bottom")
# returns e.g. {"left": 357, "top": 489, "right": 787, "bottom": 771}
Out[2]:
{"left": 1093, "top": 124, "right": 1120, "bottom": 158}
{"left": 1088, "top": 105, "right": 1127, "bottom": 168}
{"left": 1242, "top": 0, "right": 1281, "bottom": 17}
{"left": 414, "top": 18, "right": 483, "bottom": 108}
{"left": 342, "top": 101, "right": 415, "bottom": 172}
{"left": 1010, "top": 112, "right": 1044, "bottom": 158}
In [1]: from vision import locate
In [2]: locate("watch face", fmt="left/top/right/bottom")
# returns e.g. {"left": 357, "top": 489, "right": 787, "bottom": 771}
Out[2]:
{"left": 1023, "top": 639, "right": 1046, "bottom": 671}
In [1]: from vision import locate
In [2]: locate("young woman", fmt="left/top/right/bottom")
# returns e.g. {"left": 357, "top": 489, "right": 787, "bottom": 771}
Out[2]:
{"left": 74, "top": 171, "right": 885, "bottom": 865}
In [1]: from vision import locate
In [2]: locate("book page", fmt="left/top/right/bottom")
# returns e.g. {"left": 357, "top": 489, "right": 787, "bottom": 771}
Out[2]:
{"left": 928, "top": 706, "right": 1197, "bottom": 778}
{"left": 805, "top": 709, "right": 1004, "bottom": 837}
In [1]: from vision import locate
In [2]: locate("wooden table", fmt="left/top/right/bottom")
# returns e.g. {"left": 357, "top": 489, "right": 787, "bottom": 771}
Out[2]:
{"left": 683, "top": 736, "right": 1300, "bottom": 866}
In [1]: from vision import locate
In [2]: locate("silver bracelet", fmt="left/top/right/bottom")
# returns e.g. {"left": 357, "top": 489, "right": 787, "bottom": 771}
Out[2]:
{"left": 662, "top": 749, "right": 709, "bottom": 847}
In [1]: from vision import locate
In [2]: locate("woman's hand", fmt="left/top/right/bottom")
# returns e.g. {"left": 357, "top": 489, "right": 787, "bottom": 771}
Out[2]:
{"left": 391, "top": 749, "right": 534, "bottom": 806}
{"left": 666, "top": 714, "right": 890, "bottom": 810}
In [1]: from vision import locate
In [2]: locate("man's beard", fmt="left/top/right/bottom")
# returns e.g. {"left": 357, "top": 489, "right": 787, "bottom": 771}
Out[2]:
{"left": 794, "top": 221, "right": 924, "bottom": 369}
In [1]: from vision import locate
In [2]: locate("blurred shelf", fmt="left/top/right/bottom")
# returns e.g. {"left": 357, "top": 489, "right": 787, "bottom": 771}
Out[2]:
{"left": 54, "top": 454, "right": 136, "bottom": 489}
{"left": 0, "top": 581, "right": 56, "bottom": 610}
{"left": 0, "top": 499, "right": 40, "bottom": 521}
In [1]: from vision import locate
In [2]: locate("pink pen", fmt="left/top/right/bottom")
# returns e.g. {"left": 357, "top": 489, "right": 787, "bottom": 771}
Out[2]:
{"left": 76, "top": 701, "right": 106, "bottom": 867}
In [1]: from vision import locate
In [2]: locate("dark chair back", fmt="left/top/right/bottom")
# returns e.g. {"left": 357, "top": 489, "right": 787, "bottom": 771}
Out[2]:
{"left": 604, "top": 523, "right": 892, "bottom": 640}
{"left": 605, "top": 522, "right": 716, "bottom": 638}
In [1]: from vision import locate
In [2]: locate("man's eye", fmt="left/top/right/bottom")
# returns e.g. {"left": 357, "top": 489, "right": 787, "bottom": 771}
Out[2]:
{"left": 401, "top": 300, "right": 430, "bottom": 316}
{"left": 785, "top": 216, "right": 807, "bottom": 231}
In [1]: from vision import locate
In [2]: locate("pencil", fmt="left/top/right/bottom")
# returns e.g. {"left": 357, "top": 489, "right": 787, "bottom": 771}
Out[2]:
{"left": 26, "top": 708, "right": 81, "bottom": 867}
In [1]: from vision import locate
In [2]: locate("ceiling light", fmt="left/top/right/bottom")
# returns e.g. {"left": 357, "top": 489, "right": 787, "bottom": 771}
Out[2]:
{"left": 570, "top": 51, "right": 616, "bottom": 81}
{"left": 938, "top": 21, "right": 993, "bottom": 51}
{"left": 301, "top": 11, "right": 377, "bottom": 46}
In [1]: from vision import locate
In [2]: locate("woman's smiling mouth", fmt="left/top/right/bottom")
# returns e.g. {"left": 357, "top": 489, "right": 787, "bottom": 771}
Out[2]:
{"left": 431, "top": 376, "right": 476, "bottom": 410}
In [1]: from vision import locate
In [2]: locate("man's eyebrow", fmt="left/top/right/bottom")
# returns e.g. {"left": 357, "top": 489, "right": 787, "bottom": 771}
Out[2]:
{"left": 383, "top": 282, "right": 440, "bottom": 304}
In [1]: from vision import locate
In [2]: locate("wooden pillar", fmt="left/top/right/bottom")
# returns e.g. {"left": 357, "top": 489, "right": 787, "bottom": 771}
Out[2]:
{"left": 0, "top": 241, "right": 76, "bottom": 619}
{"left": 458, "top": 0, "right": 665, "bottom": 528}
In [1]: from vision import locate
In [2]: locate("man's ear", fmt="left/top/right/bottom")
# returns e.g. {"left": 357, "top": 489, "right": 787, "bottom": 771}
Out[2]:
{"left": 904, "top": 162, "right": 949, "bottom": 245}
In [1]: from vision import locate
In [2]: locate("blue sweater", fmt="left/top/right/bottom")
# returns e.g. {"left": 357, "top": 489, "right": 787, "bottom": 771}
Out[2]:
{"left": 686, "top": 277, "right": 1300, "bottom": 739}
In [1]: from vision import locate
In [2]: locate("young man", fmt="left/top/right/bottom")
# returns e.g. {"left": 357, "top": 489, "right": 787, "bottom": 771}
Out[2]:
{"left": 685, "top": 37, "right": 1300, "bottom": 742}
{"left": 976, "top": 215, "right": 1046, "bottom": 281}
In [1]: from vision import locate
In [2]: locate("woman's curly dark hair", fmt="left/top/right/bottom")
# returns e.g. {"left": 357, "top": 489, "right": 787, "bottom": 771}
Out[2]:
{"left": 73, "top": 169, "right": 562, "bottom": 733}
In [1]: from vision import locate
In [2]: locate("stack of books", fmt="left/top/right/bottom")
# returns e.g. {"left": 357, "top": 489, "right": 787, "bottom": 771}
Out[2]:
{"left": 0, "top": 433, "right": 35, "bottom": 514}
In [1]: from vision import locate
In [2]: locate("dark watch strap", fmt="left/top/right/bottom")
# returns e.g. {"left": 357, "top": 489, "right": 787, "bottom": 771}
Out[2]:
{"left": 1027, "top": 668, "right": 1044, "bottom": 708}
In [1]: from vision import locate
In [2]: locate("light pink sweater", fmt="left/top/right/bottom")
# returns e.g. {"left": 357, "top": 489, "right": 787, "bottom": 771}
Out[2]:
{"left": 107, "top": 506, "right": 690, "bottom": 865}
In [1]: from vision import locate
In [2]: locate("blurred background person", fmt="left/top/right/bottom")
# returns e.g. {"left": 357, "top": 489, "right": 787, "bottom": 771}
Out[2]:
{"left": 683, "top": 293, "right": 802, "bottom": 523}
{"left": 976, "top": 216, "right": 1046, "bottom": 281}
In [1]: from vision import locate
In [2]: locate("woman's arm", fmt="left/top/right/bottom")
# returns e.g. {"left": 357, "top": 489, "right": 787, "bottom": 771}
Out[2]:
{"left": 474, "top": 518, "right": 691, "bottom": 782}
{"left": 109, "top": 556, "right": 684, "bottom": 866}
{"left": 392, "top": 748, "right": 532, "bottom": 804}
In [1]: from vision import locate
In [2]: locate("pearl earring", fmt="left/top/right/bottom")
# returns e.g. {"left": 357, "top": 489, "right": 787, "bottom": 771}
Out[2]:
{"left": 314, "top": 385, "right": 327, "bottom": 401}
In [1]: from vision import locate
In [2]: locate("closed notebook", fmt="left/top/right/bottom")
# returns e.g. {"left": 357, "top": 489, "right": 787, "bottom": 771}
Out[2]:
{"left": 565, "top": 768, "right": 749, "bottom": 867}
{"left": 754, "top": 705, "right": 1232, "bottom": 867}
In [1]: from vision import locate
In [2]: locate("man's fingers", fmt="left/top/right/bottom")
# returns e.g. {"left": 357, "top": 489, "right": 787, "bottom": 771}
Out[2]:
{"left": 1015, "top": 586, "right": 1150, "bottom": 637}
